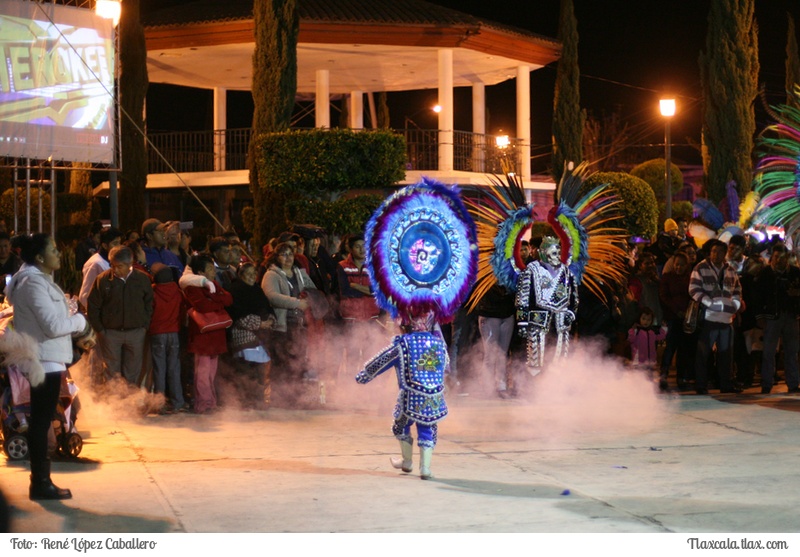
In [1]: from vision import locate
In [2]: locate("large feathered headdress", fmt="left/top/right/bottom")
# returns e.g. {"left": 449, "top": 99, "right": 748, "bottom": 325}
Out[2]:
{"left": 547, "top": 163, "right": 629, "bottom": 300}
{"left": 365, "top": 177, "right": 478, "bottom": 323}
{"left": 751, "top": 87, "right": 800, "bottom": 236}
{"left": 462, "top": 172, "right": 534, "bottom": 310}
{"left": 463, "top": 162, "right": 628, "bottom": 309}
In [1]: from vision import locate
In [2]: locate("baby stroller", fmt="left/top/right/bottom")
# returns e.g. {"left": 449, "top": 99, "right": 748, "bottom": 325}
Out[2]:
{"left": 0, "top": 356, "right": 83, "bottom": 462}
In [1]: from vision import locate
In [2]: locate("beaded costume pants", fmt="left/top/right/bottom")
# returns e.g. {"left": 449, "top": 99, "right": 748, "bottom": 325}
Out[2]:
{"left": 393, "top": 413, "right": 438, "bottom": 448}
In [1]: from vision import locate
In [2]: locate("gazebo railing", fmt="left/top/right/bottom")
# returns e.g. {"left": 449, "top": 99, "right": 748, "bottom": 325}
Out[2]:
{"left": 146, "top": 128, "right": 522, "bottom": 175}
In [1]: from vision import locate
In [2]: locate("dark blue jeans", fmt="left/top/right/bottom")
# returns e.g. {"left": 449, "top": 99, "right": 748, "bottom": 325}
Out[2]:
{"left": 695, "top": 322, "right": 734, "bottom": 391}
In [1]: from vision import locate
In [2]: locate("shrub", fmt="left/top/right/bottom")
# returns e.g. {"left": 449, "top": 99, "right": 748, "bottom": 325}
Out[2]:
{"left": 630, "top": 158, "right": 683, "bottom": 202}
{"left": 583, "top": 172, "right": 658, "bottom": 239}
{"left": 250, "top": 129, "right": 406, "bottom": 245}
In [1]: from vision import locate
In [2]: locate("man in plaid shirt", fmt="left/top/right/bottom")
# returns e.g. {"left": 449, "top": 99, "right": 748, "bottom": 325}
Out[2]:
{"left": 688, "top": 239, "right": 743, "bottom": 394}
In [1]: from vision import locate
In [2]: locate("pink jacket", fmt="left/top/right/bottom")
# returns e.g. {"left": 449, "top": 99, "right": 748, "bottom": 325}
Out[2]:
{"left": 627, "top": 325, "right": 667, "bottom": 366}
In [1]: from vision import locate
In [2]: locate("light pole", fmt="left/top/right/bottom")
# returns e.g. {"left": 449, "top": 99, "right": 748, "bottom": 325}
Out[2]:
{"left": 96, "top": 0, "right": 121, "bottom": 227}
{"left": 660, "top": 98, "right": 676, "bottom": 220}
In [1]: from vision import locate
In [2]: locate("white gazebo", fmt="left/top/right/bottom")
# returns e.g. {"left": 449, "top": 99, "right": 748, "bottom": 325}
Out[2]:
{"left": 136, "top": 0, "right": 560, "bottom": 201}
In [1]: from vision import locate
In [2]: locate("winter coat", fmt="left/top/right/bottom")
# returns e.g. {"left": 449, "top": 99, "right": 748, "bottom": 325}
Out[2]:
{"left": 261, "top": 264, "right": 316, "bottom": 332}
{"left": 78, "top": 250, "right": 110, "bottom": 310}
{"left": 658, "top": 270, "right": 691, "bottom": 322}
{"left": 183, "top": 281, "right": 233, "bottom": 355}
{"left": 6, "top": 264, "right": 87, "bottom": 366}
{"left": 628, "top": 325, "right": 667, "bottom": 366}
{"left": 337, "top": 255, "right": 379, "bottom": 321}
{"left": 754, "top": 264, "right": 800, "bottom": 320}
{"left": 228, "top": 279, "right": 274, "bottom": 351}
{"left": 150, "top": 281, "right": 184, "bottom": 335}
{"left": 86, "top": 268, "right": 154, "bottom": 333}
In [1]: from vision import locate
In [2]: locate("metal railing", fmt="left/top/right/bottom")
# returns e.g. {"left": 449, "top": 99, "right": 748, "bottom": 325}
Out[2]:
{"left": 146, "top": 128, "right": 522, "bottom": 176}
{"left": 147, "top": 128, "right": 252, "bottom": 174}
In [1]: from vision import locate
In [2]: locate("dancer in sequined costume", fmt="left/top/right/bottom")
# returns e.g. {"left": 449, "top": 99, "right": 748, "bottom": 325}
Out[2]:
{"left": 462, "top": 165, "right": 628, "bottom": 385}
{"left": 515, "top": 236, "right": 578, "bottom": 374}
{"left": 357, "top": 178, "right": 477, "bottom": 480}
{"left": 356, "top": 309, "right": 447, "bottom": 479}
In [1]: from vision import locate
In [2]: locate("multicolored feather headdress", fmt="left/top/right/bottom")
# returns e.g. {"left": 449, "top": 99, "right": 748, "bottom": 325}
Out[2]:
{"left": 462, "top": 171, "right": 534, "bottom": 310}
{"left": 463, "top": 162, "right": 628, "bottom": 309}
{"left": 365, "top": 177, "right": 478, "bottom": 323}
{"left": 751, "top": 87, "right": 800, "bottom": 237}
{"left": 547, "top": 163, "right": 629, "bottom": 301}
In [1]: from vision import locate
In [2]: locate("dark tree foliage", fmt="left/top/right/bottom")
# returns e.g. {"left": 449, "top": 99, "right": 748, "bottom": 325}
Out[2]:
{"left": 551, "top": 0, "right": 585, "bottom": 182}
{"left": 699, "top": 0, "right": 759, "bottom": 202}
{"left": 118, "top": 0, "right": 148, "bottom": 232}
{"left": 787, "top": 14, "right": 800, "bottom": 106}
{"left": 250, "top": 0, "right": 298, "bottom": 135}
{"left": 249, "top": 0, "right": 299, "bottom": 248}
{"left": 377, "top": 92, "right": 391, "bottom": 129}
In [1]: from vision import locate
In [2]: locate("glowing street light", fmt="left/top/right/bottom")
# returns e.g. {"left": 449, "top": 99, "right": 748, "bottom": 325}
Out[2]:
{"left": 404, "top": 105, "right": 440, "bottom": 130}
{"left": 660, "top": 98, "right": 676, "bottom": 219}
{"left": 495, "top": 134, "right": 510, "bottom": 148}
{"left": 95, "top": 0, "right": 122, "bottom": 27}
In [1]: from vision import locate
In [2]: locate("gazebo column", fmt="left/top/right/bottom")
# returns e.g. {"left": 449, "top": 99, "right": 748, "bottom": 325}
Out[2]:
{"left": 516, "top": 65, "right": 531, "bottom": 181}
{"left": 472, "top": 82, "right": 486, "bottom": 173}
{"left": 349, "top": 90, "right": 363, "bottom": 129}
{"left": 438, "top": 48, "right": 454, "bottom": 172}
{"left": 213, "top": 87, "right": 226, "bottom": 171}
{"left": 316, "top": 69, "right": 330, "bottom": 128}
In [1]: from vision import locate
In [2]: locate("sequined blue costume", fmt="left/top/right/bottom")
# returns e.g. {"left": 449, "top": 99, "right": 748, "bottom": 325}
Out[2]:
{"left": 356, "top": 332, "right": 449, "bottom": 448}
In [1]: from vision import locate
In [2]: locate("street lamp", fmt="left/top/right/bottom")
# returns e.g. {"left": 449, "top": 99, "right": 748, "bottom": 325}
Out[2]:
{"left": 404, "top": 105, "right": 440, "bottom": 130}
{"left": 95, "top": 0, "right": 121, "bottom": 27}
{"left": 660, "top": 98, "right": 676, "bottom": 220}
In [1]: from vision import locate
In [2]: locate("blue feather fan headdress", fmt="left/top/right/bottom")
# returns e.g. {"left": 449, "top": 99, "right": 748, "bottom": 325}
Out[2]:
{"left": 365, "top": 177, "right": 478, "bottom": 323}
{"left": 463, "top": 163, "right": 628, "bottom": 309}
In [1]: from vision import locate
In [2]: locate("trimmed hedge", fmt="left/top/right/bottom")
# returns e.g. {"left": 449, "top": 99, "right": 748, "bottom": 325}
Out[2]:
{"left": 253, "top": 128, "right": 406, "bottom": 197}
{"left": 250, "top": 129, "right": 406, "bottom": 245}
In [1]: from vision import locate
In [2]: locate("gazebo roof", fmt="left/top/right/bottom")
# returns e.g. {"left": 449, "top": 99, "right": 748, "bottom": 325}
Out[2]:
{"left": 144, "top": 0, "right": 561, "bottom": 92}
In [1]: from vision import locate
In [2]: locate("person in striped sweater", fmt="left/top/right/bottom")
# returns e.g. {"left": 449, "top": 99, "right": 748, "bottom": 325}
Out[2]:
{"left": 688, "top": 239, "right": 743, "bottom": 395}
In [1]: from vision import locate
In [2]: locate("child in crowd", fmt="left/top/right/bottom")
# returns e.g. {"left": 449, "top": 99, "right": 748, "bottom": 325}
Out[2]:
{"left": 181, "top": 255, "right": 233, "bottom": 414}
{"left": 149, "top": 263, "right": 186, "bottom": 414}
{"left": 628, "top": 307, "right": 667, "bottom": 386}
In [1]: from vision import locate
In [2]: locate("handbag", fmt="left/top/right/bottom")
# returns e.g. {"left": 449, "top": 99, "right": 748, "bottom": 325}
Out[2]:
{"left": 286, "top": 307, "right": 305, "bottom": 328}
{"left": 187, "top": 307, "right": 233, "bottom": 333}
{"left": 683, "top": 299, "right": 704, "bottom": 334}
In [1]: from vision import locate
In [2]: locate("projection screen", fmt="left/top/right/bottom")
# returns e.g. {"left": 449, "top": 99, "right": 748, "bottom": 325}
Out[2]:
{"left": 0, "top": 0, "right": 115, "bottom": 164}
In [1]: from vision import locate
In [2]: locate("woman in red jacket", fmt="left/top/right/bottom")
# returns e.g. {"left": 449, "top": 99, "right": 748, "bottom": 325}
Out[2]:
{"left": 182, "top": 254, "right": 233, "bottom": 414}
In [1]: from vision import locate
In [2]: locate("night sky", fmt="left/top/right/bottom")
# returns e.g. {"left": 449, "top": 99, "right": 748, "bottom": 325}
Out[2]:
{"left": 142, "top": 0, "right": 800, "bottom": 173}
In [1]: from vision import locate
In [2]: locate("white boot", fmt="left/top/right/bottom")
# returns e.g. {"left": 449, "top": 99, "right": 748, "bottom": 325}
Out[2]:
{"left": 390, "top": 438, "right": 413, "bottom": 473}
{"left": 419, "top": 446, "right": 433, "bottom": 480}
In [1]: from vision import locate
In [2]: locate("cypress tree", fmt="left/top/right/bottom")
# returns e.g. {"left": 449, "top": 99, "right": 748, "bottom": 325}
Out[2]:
{"left": 377, "top": 92, "right": 391, "bottom": 129}
{"left": 699, "top": 0, "right": 759, "bottom": 202}
{"left": 787, "top": 14, "right": 800, "bottom": 105}
{"left": 250, "top": 0, "right": 298, "bottom": 134}
{"left": 249, "top": 0, "right": 299, "bottom": 245}
{"left": 118, "top": 0, "right": 148, "bottom": 232}
{"left": 551, "top": 0, "right": 584, "bottom": 183}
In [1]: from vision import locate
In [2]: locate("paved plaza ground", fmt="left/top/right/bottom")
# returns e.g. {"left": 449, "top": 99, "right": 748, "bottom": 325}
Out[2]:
{"left": 2, "top": 349, "right": 800, "bottom": 541}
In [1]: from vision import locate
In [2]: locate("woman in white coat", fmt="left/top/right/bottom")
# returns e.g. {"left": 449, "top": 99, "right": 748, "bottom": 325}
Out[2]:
{"left": 7, "top": 233, "right": 91, "bottom": 500}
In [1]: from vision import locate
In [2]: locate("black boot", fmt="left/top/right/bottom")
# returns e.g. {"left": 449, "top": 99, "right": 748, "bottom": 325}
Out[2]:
{"left": 29, "top": 459, "right": 71, "bottom": 501}
{"left": 29, "top": 476, "right": 72, "bottom": 500}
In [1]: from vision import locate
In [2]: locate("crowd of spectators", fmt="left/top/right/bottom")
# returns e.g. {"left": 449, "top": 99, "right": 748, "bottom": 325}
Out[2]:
{"left": 2, "top": 214, "right": 799, "bottom": 413}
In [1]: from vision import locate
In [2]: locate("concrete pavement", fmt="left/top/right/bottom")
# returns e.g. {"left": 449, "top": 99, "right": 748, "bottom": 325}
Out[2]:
{"left": 2, "top": 359, "right": 800, "bottom": 536}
